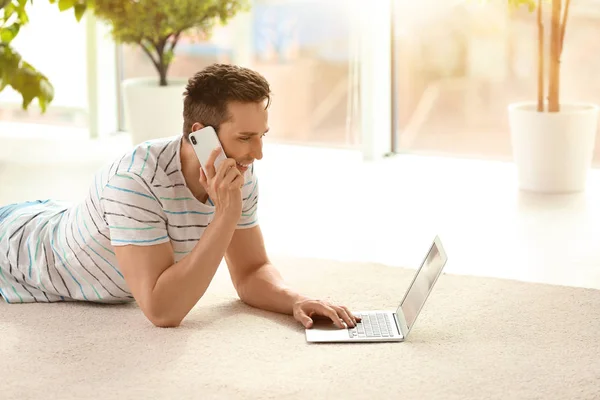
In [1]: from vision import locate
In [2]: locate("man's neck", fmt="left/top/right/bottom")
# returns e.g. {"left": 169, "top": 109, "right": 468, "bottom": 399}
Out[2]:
{"left": 180, "top": 138, "right": 209, "bottom": 204}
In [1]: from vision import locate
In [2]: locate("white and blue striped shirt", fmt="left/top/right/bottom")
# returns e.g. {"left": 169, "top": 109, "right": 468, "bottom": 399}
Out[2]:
{"left": 0, "top": 135, "right": 259, "bottom": 304}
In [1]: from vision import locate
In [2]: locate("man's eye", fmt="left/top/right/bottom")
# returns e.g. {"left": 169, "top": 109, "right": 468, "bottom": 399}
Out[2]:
{"left": 240, "top": 137, "right": 250, "bottom": 141}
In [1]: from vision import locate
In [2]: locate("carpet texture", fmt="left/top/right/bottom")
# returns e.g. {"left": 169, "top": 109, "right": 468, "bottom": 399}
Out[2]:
{"left": 1, "top": 256, "right": 599, "bottom": 400}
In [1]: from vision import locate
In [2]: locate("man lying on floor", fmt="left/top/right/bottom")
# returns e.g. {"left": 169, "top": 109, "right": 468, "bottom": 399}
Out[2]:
{"left": 0, "top": 63, "right": 359, "bottom": 329}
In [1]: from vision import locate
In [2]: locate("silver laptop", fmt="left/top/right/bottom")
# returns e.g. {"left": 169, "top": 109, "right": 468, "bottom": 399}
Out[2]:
{"left": 305, "top": 236, "right": 448, "bottom": 343}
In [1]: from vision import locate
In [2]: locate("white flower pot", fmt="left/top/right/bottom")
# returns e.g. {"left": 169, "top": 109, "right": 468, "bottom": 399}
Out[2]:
{"left": 508, "top": 102, "right": 599, "bottom": 193}
{"left": 122, "top": 77, "right": 188, "bottom": 145}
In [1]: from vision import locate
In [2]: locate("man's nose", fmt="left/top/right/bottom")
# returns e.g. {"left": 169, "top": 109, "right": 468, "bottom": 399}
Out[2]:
{"left": 251, "top": 141, "right": 263, "bottom": 161}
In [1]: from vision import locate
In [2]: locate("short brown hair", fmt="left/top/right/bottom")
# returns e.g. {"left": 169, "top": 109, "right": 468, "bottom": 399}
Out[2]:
{"left": 182, "top": 63, "right": 271, "bottom": 139}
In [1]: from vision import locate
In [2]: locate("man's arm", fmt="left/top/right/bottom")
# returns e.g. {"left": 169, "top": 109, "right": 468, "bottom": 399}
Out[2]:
{"left": 225, "top": 225, "right": 359, "bottom": 328}
{"left": 224, "top": 225, "right": 304, "bottom": 315}
{"left": 109, "top": 149, "right": 245, "bottom": 328}
{"left": 114, "top": 213, "right": 238, "bottom": 328}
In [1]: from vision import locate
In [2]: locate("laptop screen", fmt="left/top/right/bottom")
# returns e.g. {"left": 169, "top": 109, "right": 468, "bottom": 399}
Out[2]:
{"left": 397, "top": 239, "right": 446, "bottom": 329}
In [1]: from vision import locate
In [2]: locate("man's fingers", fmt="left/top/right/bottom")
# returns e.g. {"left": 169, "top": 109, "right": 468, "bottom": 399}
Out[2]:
{"left": 224, "top": 165, "right": 242, "bottom": 185}
{"left": 294, "top": 300, "right": 361, "bottom": 330}
{"left": 215, "top": 159, "right": 237, "bottom": 183}
{"left": 295, "top": 309, "right": 314, "bottom": 329}
{"left": 232, "top": 174, "right": 245, "bottom": 189}
{"left": 333, "top": 306, "right": 355, "bottom": 328}
{"left": 198, "top": 168, "right": 208, "bottom": 189}
{"left": 340, "top": 305, "right": 360, "bottom": 324}
{"left": 317, "top": 303, "right": 345, "bottom": 329}
{"left": 205, "top": 147, "right": 221, "bottom": 179}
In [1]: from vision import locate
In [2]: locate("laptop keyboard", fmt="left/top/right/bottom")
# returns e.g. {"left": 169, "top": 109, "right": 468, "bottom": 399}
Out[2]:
{"left": 349, "top": 312, "right": 395, "bottom": 338}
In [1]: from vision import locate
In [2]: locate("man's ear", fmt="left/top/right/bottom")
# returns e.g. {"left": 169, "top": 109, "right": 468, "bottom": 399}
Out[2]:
{"left": 190, "top": 122, "right": 204, "bottom": 133}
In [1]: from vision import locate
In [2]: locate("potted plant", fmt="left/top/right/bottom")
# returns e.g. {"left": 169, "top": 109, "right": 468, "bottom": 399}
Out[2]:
{"left": 90, "top": 0, "right": 249, "bottom": 145}
{"left": 0, "top": 0, "right": 86, "bottom": 112}
{"left": 506, "top": 0, "right": 599, "bottom": 193}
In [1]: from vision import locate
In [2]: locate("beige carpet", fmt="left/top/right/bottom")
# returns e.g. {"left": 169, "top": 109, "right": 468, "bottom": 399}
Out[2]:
{"left": 1, "top": 257, "right": 599, "bottom": 400}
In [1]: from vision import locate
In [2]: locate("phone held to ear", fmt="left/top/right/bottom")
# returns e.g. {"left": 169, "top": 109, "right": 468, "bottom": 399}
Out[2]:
{"left": 189, "top": 126, "right": 227, "bottom": 176}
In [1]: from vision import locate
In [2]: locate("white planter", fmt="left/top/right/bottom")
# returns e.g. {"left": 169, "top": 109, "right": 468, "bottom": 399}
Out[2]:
{"left": 122, "top": 77, "right": 188, "bottom": 145}
{"left": 508, "top": 102, "right": 599, "bottom": 193}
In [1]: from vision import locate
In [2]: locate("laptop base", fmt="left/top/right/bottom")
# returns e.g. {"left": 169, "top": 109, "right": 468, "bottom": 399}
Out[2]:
{"left": 305, "top": 310, "right": 404, "bottom": 343}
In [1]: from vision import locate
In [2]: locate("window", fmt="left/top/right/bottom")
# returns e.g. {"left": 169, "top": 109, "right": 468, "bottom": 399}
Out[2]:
{"left": 118, "top": 0, "right": 361, "bottom": 148}
{"left": 392, "top": 1, "right": 600, "bottom": 164}
{"left": 0, "top": 1, "right": 88, "bottom": 130}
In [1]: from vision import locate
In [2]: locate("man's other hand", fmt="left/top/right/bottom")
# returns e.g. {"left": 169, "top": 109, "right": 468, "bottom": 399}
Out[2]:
{"left": 199, "top": 147, "right": 244, "bottom": 216}
{"left": 293, "top": 298, "right": 361, "bottom": 329}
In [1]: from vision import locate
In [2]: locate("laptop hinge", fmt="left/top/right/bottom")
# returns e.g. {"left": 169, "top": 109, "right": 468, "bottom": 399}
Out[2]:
{"left": 392, "top": 313, "right": 402, "bottom": 337}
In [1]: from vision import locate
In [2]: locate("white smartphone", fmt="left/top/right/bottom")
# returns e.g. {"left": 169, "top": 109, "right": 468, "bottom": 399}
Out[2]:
{"left": 188, "top": 126, "right": 227, "bottom": 176}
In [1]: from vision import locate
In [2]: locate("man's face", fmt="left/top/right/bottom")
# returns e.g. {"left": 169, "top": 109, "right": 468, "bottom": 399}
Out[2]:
{"left": 192, "top": 101, "right": 268, "bottom": 174}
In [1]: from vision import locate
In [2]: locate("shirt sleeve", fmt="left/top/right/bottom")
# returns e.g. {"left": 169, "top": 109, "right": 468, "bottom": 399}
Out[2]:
{"left": 100, "top": 173, "right": 170, "bottom": 246}
{"left": 237, "top": 167, "right": 259, "bottom": 229}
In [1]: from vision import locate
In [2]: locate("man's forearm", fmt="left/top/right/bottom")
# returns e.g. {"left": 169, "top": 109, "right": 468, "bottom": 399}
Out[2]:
{"left": 236, "top": 263, "right": 308, "bottom": 315}
{"left": 149, "top": 213, "right": 238, "bottom": 326}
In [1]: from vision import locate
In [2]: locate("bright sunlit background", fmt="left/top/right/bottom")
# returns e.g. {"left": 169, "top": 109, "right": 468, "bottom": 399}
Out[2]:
{"left": 2, "top": 0, "right": 600, "bottom": 290}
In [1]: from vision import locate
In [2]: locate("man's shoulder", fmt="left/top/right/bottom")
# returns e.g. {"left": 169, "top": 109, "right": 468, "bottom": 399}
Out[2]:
{"left": 112, "top": 135, "right": 180, "bottom": 181}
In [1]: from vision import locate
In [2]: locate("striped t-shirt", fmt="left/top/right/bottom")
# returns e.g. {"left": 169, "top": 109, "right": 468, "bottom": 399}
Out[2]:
{"left": 0, "top": 135, "right": 259, "bottom": 304}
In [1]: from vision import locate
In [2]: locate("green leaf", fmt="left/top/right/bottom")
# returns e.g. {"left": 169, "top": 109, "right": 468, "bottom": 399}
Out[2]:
{"left": 2, "top": 2, "right": 15, "bottom": 19}
{"left": 58, "top": 0, "right": 75, "bottom": 12}
{"left": 92, "top": 0, "right": 251, "bottom": 82}
{"left": 73, "top": 3, "right": 86, "bottom": 21}
{"left": 17, "top": 0, "right": 28, "bottom": 11}
{"left": 16, "top": 0, "right": 29, "bottom": 23}
{"left": 1, "top": 0, "right": 86, "bottom": 112}
{"left": 0, "top": 43, "right": 54, "bottom": 112}
{"left": 0, "top": 23, "right": 20, "bottom": 43}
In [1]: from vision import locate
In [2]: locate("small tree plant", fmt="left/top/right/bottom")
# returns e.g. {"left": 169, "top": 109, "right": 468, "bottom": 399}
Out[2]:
{"left": 91, "top": 0, "right": 250, "bottom": 87}
{"left": 508, "top": 0, "right": 572, "bottom": 112}
{"left": 0, "top": 0, "right": 87, "bottom": 112}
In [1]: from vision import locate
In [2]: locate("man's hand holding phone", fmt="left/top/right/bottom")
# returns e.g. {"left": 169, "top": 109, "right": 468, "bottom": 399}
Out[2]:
{"left": 199, "top": 147, "right": 244, "bottom": 218}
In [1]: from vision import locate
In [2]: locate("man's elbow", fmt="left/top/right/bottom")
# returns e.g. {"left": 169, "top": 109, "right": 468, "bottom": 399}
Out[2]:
{"left": 149, "top": 314, "right": 182, "bottom": 328}
{"left": 233, "top": 276, "right": 254, "bottom": 304}
{"left": 237, "top": 284, "right": 264, "bottom": 310}
{"left": 144, "top": 302, "right": 183, "bottom": 328}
